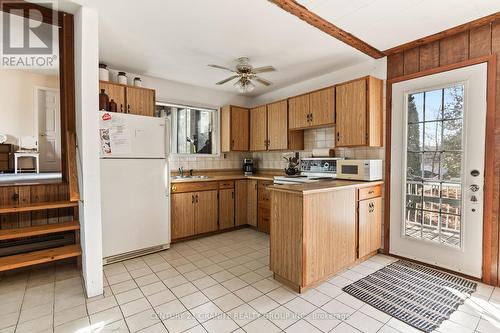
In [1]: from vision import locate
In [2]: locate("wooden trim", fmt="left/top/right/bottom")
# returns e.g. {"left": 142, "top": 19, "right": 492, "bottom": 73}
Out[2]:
{"left": 268, "top": 0, "right": 384, "bottom": 59}
{"left": 384, "top": 55, "right": 497, "bottom": 285}
{"left": 384, "top": 13, "right": 500, "bottom": 55}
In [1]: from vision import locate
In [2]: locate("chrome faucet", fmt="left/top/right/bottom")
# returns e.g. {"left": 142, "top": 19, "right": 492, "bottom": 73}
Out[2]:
{"left": 178, "top": 166, "right": 184, "bottom": 177}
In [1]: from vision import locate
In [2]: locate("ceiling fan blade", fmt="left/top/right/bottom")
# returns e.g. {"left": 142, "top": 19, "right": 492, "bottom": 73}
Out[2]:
{"left": 208, "top": 64, "right": 236, "bottom": 72}
{"left": 216, "top": 75, "right": 240, "bottom": 85}
{"left": 254, "top": 76, "right": 272, "bottom": 86}
{"left": 252, "top": 66, "right": 276, "bottom": 73}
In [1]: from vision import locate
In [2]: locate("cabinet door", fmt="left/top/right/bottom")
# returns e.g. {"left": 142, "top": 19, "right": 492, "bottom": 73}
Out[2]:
{"left": 267, "top": 100, "right": 288, "bottom": 150}
{"left": 358, "top": 197, "right": 382, "bottom": 258}
{"left": 231, "top": 106, "right": 249, "bottom": 151}
{"left": 219, "top": 189, "right": 235, "bottom": 230}
{"left": 221, "top": 106, "right": 231, "bottom": 152}
{"left": 336, "top": 79, "right": 367, "bottom": 146}
{"left": 257, "top": 180, "right": 272, "bottom": 234}
{"left": 100, "top": 82, "right": 126, "bottom": 112}
{"left": 310, "top": 87, "right": 334, "bottom": 127}
{"left": 126, "top": 87, "right": 155, "bottom": 117}
{"left": 235, "top": 180, "right": 248, "bottom": 226}
{"left": 171, "top": 192, "right": 195, "bottom": 240}
{"left": 250, "top": 106, "right": 267, "bottom": 151}
{"left": 194, "top": 190, "right": 218, "bottom": 234}
{"left": 247, "top": 180, "right": 258, "bottom": 227}
{"left": 288, "top": 94, "right": 310, "bottom": 130}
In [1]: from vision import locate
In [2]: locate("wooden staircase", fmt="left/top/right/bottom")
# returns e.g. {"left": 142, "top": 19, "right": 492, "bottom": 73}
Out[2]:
{"left": 0, "top": 183, "right": 81, "bottom": 272}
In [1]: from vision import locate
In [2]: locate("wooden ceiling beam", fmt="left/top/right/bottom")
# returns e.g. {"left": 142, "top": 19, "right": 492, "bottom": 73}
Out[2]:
{"left": 268, "top": 0, "right": 385, "bottom": 59}
{"left": 384, "top": 11, "right": 500, "bottom": 55}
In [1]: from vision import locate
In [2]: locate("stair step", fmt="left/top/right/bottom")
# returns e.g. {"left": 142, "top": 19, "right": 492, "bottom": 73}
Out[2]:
{"left": 0, "top": 221, "right": 80, "bottom": 241}
{"left": 0, "top": 245, "right": 81, "bottom": 272}
{"left": 0, "top": 201, "right": 78, "bottom": 214}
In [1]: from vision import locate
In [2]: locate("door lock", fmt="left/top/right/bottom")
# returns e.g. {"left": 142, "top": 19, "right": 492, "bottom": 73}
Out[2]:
{"left": 469, "top": 184, "right": 480, "bottom": 192}
{"left": 470, "top": 195, "right": 478, "bottom": 203}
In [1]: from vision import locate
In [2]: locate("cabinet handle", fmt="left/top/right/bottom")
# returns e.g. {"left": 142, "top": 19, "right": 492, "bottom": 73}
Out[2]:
{"left": 191, "top": 194, "right": 194, "bottom": 203}
{"left": 120, "top": 104, "right": 123, "bottom": 113}
{"left": 195, "top": 194, "right": 199, "bottom": 203}
{"left": 127, "top": 104, "right": 131, "bottom": 114}
{"left": 336, "top": 132, "right": 340, "bottom": 141}
{"left": 231, "top": 139, "right": 235, "bottom": 149}
{"left": 368, "top": 190, "right": 374, "bottom": 194}
{"left": 310, "top": 113, "right": 313, "bottom": 122}
{"left": 171, "top": 185, "right": 177, "bottom": 192}
{"left": 231, "top": 191, "right": 234, "bottom": 199}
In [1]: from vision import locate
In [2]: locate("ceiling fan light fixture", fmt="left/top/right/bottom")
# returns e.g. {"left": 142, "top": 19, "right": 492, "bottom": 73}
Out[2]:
{"left": 234, "top": 80, "right": 255, "bottom": 93}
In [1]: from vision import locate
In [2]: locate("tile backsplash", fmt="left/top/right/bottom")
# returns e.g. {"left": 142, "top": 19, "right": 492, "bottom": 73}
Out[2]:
{"left": 169, "top": 126, "right": 384, "bottom": 172}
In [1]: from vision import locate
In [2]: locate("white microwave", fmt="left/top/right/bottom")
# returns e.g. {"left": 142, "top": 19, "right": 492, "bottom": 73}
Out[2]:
{"left": 336, "top": 159, "right": 383, "bottom": 181}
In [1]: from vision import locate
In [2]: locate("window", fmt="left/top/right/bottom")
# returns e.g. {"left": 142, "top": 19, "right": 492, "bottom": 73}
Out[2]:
{"left": 156, "top": 102, "right": 218, "bottom": 156}
{"left": 404, "top": 84, "right": 464, "bottom": 248}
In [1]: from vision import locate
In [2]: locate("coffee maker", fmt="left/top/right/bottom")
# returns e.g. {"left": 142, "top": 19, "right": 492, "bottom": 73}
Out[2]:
{"left": 243, "top": 158, "right": 254, "bottom": 175}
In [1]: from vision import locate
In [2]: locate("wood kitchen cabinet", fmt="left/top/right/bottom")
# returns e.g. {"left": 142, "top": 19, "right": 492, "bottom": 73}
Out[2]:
{"left": 126, "top": 86, "right": 155, "bottom": 116}
{"left": 257, "top": 180, "right": 272, "bottom": 233}
{"left": 250, "top": 105, "right": 267, "bottom": 151}
{"left": 357, "top": 186, "right": 382, "bottom": 258}
{"left": 335, "top": 76, "right": 383, "bottom": 147}
{"left": 235, "top": 180, "right": 248, "bottom": 226}
{"left": 219, "top": 181, "right": 235, "bottom": 230}
{"left": 250, "top": 101, "right": 303, "bottom": 151}
{"left": 171, "top": 186, "right": 218, "bottom": 240}
{"left": 171, "top": 192, "right": 195, "bottom": 239}
{"left": 99, "top": 81, "right": 126, "bottom": 113}
{"left": 99, "top": 81, "right": 155, "bottom": 117}
{"left": 288, "top": 87, "right": 335, "bottom": 130}
{"left": 221, "top": 105, "right": 249, "bottom": 152}
{"left": 247, "top": 180, "right": 258, "bottom": 227}
{"left": 193, "top": 190, "right": 218, "bottom": 234}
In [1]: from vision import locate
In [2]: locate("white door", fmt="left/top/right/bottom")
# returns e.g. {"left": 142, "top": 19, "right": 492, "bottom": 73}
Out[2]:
{"left": 390, "top": 63, "right": 487, "bottom": 278}
{"left": 37, "top": 88, "right": 61, "bottom": 172}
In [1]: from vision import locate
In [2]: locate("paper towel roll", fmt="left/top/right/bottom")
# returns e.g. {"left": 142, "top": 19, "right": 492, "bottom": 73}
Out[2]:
{"left": 311, "top": 148, "right": 334, "bottom": 157}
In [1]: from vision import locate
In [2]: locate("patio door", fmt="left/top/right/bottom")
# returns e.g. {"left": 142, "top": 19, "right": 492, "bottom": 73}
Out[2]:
{"left": 390, "top": 63, "right": 487, "bottom": 278}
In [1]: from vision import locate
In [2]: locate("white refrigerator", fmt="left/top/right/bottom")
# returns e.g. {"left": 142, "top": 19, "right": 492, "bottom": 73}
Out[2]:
{"left": 99, "top": 111, "right": 170, "bottom": 263}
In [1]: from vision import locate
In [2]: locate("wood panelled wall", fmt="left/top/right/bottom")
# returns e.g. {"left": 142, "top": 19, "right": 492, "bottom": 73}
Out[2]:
{"left": 386, "top": 20, "right": 500, "bottom": 285}
{"left": 0, "top": 184, "right": 74, "bottom": 230}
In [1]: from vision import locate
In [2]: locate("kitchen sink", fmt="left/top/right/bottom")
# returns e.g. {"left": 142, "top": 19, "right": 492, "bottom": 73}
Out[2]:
{"left": 171, "top": 175, "right": 211, "bottom": 180}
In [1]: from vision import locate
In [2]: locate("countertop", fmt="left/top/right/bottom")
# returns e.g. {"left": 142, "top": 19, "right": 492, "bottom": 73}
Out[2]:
{"left": 268, "top": 180, "right": 384, "bottom": 195}
{"left": 170, "top": 171, "right": 279, "bottom": 183}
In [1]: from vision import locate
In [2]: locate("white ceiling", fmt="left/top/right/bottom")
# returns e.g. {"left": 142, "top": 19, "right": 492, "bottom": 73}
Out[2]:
{"left": 297, "top": 0, "right": 500, "bottom": 50}
{"left": 62, "top": 0, "right": 500, "bottom": 96}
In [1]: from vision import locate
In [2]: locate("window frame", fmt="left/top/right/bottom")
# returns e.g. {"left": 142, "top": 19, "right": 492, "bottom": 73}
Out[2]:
{"left": 156, "top": 101, "right": 220, "bottom": 157}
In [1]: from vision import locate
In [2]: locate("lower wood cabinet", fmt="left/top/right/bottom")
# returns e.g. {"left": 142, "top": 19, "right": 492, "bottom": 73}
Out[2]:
{"left": 257, "top": 180, "right": 272, "bottom": 233}
{"left": 171, "top": 190, "right": 218, "bottom": 240}
{"left": 357, "top": 186, "right": 382, "bottom": 258}
{"left": 219, "top": 188, "right": 235, "bottom": 230}
{"left": 235, "top": 180, "right": 248, "bottom": 226}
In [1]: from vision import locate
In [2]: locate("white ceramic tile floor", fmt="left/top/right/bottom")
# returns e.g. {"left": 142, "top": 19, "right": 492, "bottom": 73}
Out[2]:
{"left": 0, "top": 228, "right": 499, "bottom": 332}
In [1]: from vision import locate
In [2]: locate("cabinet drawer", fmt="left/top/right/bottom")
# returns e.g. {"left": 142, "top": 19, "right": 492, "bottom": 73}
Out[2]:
{"left": 358, "top": 185, "right": 382, "bottom": 201}
{"left": 219, "top": 180, "right": 235, "bottom": 189}
{"left": 0, "top": 153, "right": 9, "bottom": 161}
{"left": 171, "top": 181, "right": 218, "bottom": 194}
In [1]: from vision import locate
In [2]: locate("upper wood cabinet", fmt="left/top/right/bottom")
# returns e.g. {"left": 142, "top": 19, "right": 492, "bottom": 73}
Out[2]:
{"left": 249, "top": 100, "right": 304, "bottom": 151}
{"left": 335, "top": 76, "right": 383, "bottom": 147}
{"left": 221, "top": 105, "right": 249, "bottom": 152}
{"left": 309, "top": 87, "right": 335, "bottom": 127}
{"left": 100, "top": 81, "right": 126, "bottom": 113}
{"left": 250, "top": 105, "right": 267, "bottom": 151}
{"left": 288, "top": 94, "right": 310, "bottom": 130}
{"left": 99, "top": 81, "right": 155, "bottom": 117}
{"left": 126, "top": 86, "right": 155, "bottom": 117}
{"left": 289, "top": 87, "right": 335, "bottom": 130}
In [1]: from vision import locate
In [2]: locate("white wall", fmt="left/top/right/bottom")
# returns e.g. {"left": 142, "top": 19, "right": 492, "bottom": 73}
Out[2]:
{"left": 75, "top": 6, "right": 103, "bottom": 298}
{"left": 105, "top": 69, "right": 252, "bottom": 109}
{"left": 252, "top": 58, "right": 386, "bottom": 106}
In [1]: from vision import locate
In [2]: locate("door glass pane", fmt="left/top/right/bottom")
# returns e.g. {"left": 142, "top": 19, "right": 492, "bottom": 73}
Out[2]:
{"left": 404, "top": 83, "right": 464, "bottom": 248}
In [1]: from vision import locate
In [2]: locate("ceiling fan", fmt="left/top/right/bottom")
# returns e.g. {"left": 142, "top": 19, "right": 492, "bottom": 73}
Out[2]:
{"left": 208, "top": 57, "right": 276, "bottom": 93}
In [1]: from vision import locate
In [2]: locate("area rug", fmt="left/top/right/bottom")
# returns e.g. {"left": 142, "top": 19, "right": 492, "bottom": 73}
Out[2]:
{"left": 342, "top": 260, "right": 477, "bottom": 332}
